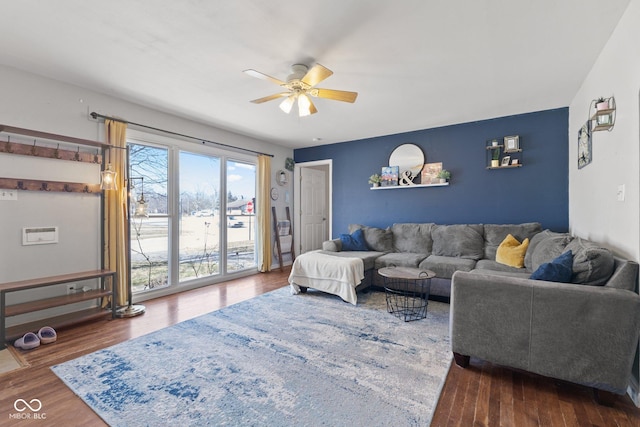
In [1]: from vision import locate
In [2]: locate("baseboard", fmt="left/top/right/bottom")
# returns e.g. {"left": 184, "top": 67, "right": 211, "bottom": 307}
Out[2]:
{"left": 628, "top": 375, "right": 640, "bottom": 407}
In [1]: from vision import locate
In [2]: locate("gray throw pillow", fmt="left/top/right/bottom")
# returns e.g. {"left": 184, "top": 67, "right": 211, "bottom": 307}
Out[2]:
{"left": 348, "top": 224, "right": 393, "bottom": 252}
{"left": 524, "top": 229, "right": 571, "bottom": 271}
{"left": 530, "top": 234, "right": 573, "bottom": 272}
{"left": 565, "top": 237, "right": 615, "bottom": 286}
{"left": 431, "top": 224, "right": 484, "bottom": 260}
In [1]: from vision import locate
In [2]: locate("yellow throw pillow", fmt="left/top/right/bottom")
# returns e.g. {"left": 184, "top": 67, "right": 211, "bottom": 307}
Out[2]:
{"left": 496, "top": 234, "right": 529, "bottom": 268}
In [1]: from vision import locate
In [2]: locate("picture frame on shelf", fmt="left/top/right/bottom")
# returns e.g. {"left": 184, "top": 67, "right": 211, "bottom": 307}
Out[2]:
{"left": 504, "top": 135, "right": 520, "bottom": 152}
{"left": 420, "top": 162, "right": 442, "bottom": 184}
{"left": 381, "top": 166, "right": 399, "bottom": 186}
{"left": 501, "top": 156, "right": 511, "bottom": 166}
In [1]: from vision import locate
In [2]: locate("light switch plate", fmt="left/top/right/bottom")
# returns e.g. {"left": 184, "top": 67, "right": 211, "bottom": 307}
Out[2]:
{"left": 617, "top": 184, "right": 625, "bottom": 202}
{"left": 0, "top": 190, "right": 18, "bottom": 200}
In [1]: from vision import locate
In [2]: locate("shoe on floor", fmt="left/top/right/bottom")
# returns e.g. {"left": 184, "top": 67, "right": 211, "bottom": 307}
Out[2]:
{"left": 37, "top": 326, "right": 57, "bottom": 344}
{"left": 14, "top": 332, "right": 41, "bottom": 350}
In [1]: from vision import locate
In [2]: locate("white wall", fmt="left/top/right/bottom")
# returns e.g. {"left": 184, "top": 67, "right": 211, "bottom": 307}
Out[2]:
{"left": 0, "top": 64, "right": 292, "bottom": 321}
{"left": 569, "top": 0, "right": 640, "bottom": 404}
{"left": 569, "top": 0, "right": 639, "bottom": 262}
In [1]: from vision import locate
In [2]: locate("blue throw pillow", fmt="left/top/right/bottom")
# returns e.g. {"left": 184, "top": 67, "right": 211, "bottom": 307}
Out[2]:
{"left": 530, "top": 250, "right": 573, "bottom": 283}
{"left": 339, "top": 229, "right": 369, "bottom": 251}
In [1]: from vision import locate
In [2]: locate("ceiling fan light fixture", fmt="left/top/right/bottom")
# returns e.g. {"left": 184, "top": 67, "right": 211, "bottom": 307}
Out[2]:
{"left": 279, "top": 95, "right": 296, "bottom": 114}
{"left": 298, "top": 94, "right": 312, "bottom": 117}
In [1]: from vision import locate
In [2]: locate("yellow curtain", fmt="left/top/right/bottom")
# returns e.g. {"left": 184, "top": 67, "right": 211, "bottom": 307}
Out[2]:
{"left": 104, "top": 120, "right": 128, "bottom": 307}
{"left": 257, "top": 155, "right": 272, "bottom": 272}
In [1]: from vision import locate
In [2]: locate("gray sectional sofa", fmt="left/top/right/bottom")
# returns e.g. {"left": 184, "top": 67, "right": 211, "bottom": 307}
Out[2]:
{"left": 322, "top": 222, "right": 640, "bottom": 399}
{"left": 322, "top": 222, "right": 544, "bottom": 297}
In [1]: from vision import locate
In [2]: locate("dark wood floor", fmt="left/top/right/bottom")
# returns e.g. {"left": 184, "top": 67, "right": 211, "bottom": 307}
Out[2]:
{"left": 1, "top": 267, "right": 639, "bottom": 426}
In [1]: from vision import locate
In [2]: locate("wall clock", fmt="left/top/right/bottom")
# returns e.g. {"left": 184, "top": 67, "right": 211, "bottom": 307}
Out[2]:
{"left": 270, "top": 187, "right": 279, "bottom": 200}
{"left": 577, "top": 121, "right": 592, "bottom": 169}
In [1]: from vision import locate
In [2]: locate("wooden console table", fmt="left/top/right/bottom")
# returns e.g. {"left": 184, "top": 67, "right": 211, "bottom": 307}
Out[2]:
{"left": 0, "top": 269, "right": 116, "bottom": 348}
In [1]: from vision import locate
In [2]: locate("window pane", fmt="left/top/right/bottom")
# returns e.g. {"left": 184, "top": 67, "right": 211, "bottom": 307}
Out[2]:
{"left": 226, "top": 160, "right": 256, "bottom": 272}
{"left": 179, "top": 152, "right": 221, "bottom": 282}
{"left": 130, "top": 216, "right": 169, "bottom": 292}
{"left": 129, "top": 143, "right": 169, "bottom": 292}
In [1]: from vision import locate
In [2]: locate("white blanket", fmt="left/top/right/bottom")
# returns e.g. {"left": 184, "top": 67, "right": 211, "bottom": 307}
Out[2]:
{"left": 288, "top": 250, "right": 365, "bottom": 305}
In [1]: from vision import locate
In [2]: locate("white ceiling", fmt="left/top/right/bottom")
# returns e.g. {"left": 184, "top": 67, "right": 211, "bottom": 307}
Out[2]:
{"left": 0, "top": 0, "right": 630, "bottom": 149}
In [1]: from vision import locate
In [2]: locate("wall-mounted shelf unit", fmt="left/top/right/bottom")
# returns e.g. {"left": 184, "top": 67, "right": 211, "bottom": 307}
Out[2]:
{"left": 486, "top": 137, "right": 523, "bottom": 169}
{"left": 0, "top": 124, "right": 111, "bottom": 194}
{"left": 0, "top": 125, "right": 115, "bottom": 348}
{"left": 371, "top": 182, "right": 449, "bottom": 190}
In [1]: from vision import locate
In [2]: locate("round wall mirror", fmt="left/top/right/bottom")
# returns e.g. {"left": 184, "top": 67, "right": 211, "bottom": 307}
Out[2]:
{"left": 389, "top": 144, "right": 425, "bottom": 177}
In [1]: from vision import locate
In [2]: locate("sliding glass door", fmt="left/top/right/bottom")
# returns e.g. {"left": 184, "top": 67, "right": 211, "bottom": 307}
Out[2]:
{"left": 129, "top": 139, "right": 257, "bottom": 295}
{"left": 179, "top": 152, "right": 221, "bottom": 282}
{"left": 226, "top": 160, "right": 257, "bottom": 272}
{"left": 128, "top": 143, "right": 169, "bottom": 293}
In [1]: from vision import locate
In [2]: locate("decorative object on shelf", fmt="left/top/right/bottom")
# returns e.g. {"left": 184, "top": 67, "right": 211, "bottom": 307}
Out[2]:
{"left": 589, "top": 96, "right": 616, "bottom": 132}
{"left": 285, "top": 157, "right": 295, "bottom": 172}
{"left": 511, "top": 158, "right": 519, "bottom": 165}
{"left": 437, "top": 169, "right": 451, "bottom": 183}
{"left": 368, "top": 173, "right": 382, "bottom": 188}
{"left": 578, "top": 121, "right": 592, "bottom": 169}
{"left": 421, "top": 162, "right": 442, "bottom": 184}
{"left": 501, "top": 156, "right": 511, "bottom": 167}
{"left": 388, "top": 143, "right": 424, "bottom": 184}
{"left": 491, "top": 147, "right": 501, "bottom": 167}
{"left": 504, "top": 135, "right": 520, "bottom": 152}
{"left": 399, "top": 170, "right": 417, "bottom": 186}
{"left": 491, "top": 139, "right": 499, "bottom": 147}
{"left": 276, "top": 169, "right": 288, "bottom": 186}
{"left": 381, "top": 166, "right": 399, "bottom": 186}
{"left": 270, "top": 187, "right": 279, "bottom": 200}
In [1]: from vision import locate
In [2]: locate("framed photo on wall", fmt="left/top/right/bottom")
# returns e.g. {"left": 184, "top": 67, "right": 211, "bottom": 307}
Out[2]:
{"left": 577, "top": 121, "right": 592, "bottom": 169}
{"left": 504, "top": 135, "right": 520, "bottom": 152}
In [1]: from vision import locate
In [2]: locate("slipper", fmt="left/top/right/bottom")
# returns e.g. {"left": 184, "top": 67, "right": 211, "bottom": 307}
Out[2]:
{"left": 14, "top": 332, "right": 40, "bottom": 350}
{"left": 37, "top": 326, "right": 57, "bottom": 344}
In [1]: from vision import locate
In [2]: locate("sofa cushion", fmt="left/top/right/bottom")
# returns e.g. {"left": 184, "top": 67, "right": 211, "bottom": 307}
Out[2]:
{"left": 419, "top": 255, "right": 477, "bottom": 279}
{"left": 525, "top": 230, "right": 572, "bottom": 271}
{"left": 391, "top": 223, "right": 434, "bottom": 254}
{"left": 374, "top": 252, "right": 429, "bottom": 269}
{"left": 431, "top": 224, "right": 484, "bottom": 260}
{"left": 348, "top": 224, "right": 393, "bottom": 252}
{"left": 529, "top": 233, "right": 573, "bottom": 272}
{"left": 322, "top": 238, "right": 342, "bottom": 252}
{"left": 484, "top": 223, "right": 542, "bottom": 260}
{"left": 530, "top": 250, "right": 573, "bottom": 283}
{"left": 496, "top": 234, "right": 529, "bottom": 268}
{"left": 565, "top": 237, "right": 615, "bottom": 286}
{"left": 471, "top": 264, "right": 532, "bottom": 279}
{"left": 339, "top": 229, "right": 369, "bottom": 251}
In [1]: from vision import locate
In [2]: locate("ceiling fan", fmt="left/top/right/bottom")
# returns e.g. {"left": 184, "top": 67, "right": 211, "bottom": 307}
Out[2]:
{"left": 243, "top": 63, "right": 358, "bottom": 117}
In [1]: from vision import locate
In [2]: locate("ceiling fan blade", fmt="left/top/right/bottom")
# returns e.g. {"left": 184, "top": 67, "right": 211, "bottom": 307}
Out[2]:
{"left": 298, "top": 94, "right": 317, "bottom": 117}
{"left": 279, "top": 95, "right": 296, "bottom": 114}
{"left": 250, "top": 93, "right": 290, "bottom": 104}
{"left": 311, "top": 88, "right": 358, "bottom": 103}
{"left": 301, "top": 63, "right": 333, "bottom": 87}
{"left": 243, "top": 69, "right": 286, "bottom": 86}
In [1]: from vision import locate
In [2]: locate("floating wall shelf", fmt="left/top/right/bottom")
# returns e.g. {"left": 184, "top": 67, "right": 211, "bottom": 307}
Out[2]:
{"left": 371, "top": 182, "right": 449, "bottom": 190}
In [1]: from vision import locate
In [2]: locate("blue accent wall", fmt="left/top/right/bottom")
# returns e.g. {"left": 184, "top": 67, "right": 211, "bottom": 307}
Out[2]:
{"left": 294, "top": 108, "right": 569, "bottom": 236}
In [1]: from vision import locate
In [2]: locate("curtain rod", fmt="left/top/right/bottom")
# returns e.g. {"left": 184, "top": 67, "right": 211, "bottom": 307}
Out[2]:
{"left": 90, "top": 112, "right": 274, "bottom": 157}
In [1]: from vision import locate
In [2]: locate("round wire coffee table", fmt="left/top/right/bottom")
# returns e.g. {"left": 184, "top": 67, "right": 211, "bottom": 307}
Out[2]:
{"left": 377, "top": 266, "right": 436, "bottom": 322}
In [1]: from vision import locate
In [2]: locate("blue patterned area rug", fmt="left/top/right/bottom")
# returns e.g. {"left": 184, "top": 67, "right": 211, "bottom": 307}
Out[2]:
{"left": 52, "top": 287, "right": 451, "bottom": 426}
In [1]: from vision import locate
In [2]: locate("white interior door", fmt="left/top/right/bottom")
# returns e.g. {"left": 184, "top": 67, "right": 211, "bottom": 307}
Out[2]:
{"left": 299, "top": 167, "right": 328, "bottom": 253}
